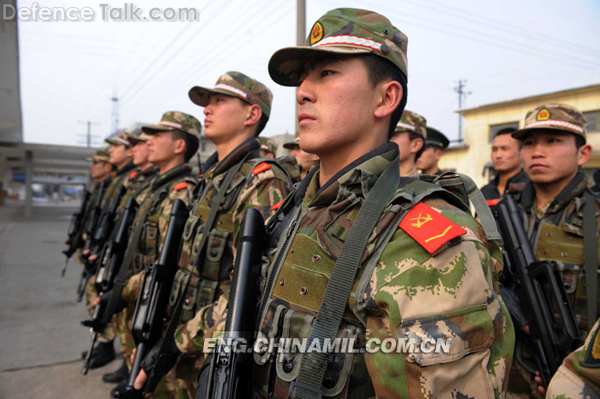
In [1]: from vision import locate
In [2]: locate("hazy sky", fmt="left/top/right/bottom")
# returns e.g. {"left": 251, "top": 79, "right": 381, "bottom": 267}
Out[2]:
{"left": 16, "top": 0, "right": 600, "bottom": 147}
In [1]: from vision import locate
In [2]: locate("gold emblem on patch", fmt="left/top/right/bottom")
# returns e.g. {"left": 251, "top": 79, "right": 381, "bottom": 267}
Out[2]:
{"left": 592, "top": 330, "right": 600, "bottom": 359}
{"left": 309, "top": 21, "right": 324, "bottom": 45}
{"left": 536, "top": 108, "right": 551, "bottom": 121}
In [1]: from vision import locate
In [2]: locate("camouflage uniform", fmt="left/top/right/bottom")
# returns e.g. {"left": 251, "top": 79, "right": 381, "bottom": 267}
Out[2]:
{"left": 393, "top": 110, "right": 427, "bottom": 178}
{"left": 547, "top": 318, "right": 600, "bottom": 398}
{"left": 260, "top": 137, "right": 278, "bottom": 157}
{"left": 506, "top": 104, "right": 600, "bottom": 398}
{"left": 179, "top": 10, "right": 514, "bottom": 398}
{"left": 167, "top": 72, "right": 292, "bottom": 398}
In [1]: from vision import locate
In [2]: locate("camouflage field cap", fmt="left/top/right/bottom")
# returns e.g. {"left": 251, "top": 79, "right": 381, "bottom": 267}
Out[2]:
{"left": 105, "top": 131, "right": 132, "bottom": 147}
{"left": 189, "top": 71, "right": 273, "bottom": 119}
{"left": 268, "top": 8, "right": 408, "bottom": 86}
{"left": 424, "top": 127, "right": 449, "bottom": 150}
{"left": 87, "top": 148, "right": 110, "bottom": 163}
{"left": 512, "top": 103, "right": 587, "bottom": 142}
{"left": 260, "top": 137, "right": 277, "bottom": 155}
{"left": 142, "top": 111, "right": 202, "bottom": 139}
{"left": 394, "top": 110, "right": 427, "bottom": 138}
{"left": 119, "top": 123, "right": 150, "bottom": 144}
{"left": 283, "top": 131, "right": 300, "bottom": 150}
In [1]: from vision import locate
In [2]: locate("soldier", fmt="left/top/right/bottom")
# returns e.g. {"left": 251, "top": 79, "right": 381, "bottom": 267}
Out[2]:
{"left": 417, "top": 126, "right": 449, "bottom": 175}
{"left": 546, "top": 318, "right": 600, "bottom": 398}
{"left": 390, "top": 110, "right": 426, "bottom": 177}
{"left": 505, "top": 103, "right": 599, "bottom": 398}
{"left": 83, "top": 132, "right": 137, "bottom": 370}
{"left": 131, "top": 71, "right": 292, "bottom": 398}
{"left": 148, "top": 8, "right": 513, "bottom": 398}
{"left": 283, "top": 131, "right": 320, "bottom": 179}
{"left": 481, "top": 127, "right": 529, "bottom": 201}
{"left": 108, "top": 111, "right": 199, "bottom": 397}
{"left": 260, "top": 137, "right": 277, "bottom": 159}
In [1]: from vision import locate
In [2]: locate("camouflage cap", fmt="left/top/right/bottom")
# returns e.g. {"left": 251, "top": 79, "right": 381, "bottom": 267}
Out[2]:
{"left": 142, "top": 111, "right": 202, "bottom": 140}
{"left": 394, "top": 110, "right": 427, "bottom": 138}
{"left": 283, "top": 131, "right": 300, "bottom": 150}
{"left": 512, "top": 103, "right": 588, "bottom": 142}
{"left": 424, "top": 127, "right": 449, "bottom": 149}
{"left": 268, "top": 8, "right": 408, "bottom": 87}
{"left": 105, "top": 131, "right": 132, "bottom": 147}
{"left": 87, "top": 148, "right": 110, "bottom": 163}
{"left": 189, "top": 71, "right": 273, "bottom": 119}
{"left": 260, "top": 137, "right": 277, "bottom": 155}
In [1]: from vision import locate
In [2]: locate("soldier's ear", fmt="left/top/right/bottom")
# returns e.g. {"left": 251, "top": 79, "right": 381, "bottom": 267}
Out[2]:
{"left": 374, "top": 80, "right": 402, "bottom": 120}
{"left": 173, "top": 137, "right": 186, "bottom": 156}
{"left": 577, "top": 144, "right": 592, "bottom": 167}
{"left": 243, "top": 104, "right": 262, "bottom": 127}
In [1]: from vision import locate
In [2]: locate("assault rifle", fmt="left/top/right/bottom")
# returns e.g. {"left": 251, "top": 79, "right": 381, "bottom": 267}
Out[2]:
{"left": 493, "top": 195, "right": 581, "bottom": 386}
{"left": 80, "top": 197, "right": 139, "bottom": 375}
{"left": 91, "top": 184, "right": 127, "bottom": 259}
{"left": 61, "top": 188, "right": 91, "bottom": 277}
{"left": 201, "top": 208, "right": 265, "bottom": 399}
{"left": 77, "top": 180, "right": 108, "bottom": 302}
{"left": 117, "top": 198, "right": 189, "bottom": 399}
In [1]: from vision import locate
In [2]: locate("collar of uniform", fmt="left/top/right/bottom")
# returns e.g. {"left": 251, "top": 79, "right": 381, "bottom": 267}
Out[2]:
{"left": 305, "top": 142, "right": 399, "bottom": 208}
{"left": 151, "top": 163, "right": 192, "bottom": 190}
{"left": 116, "top": 161, "right": 136, "bottom": 177}
{"left": 140, "top": 165, "right": 159, "bottom": 178}
{"left": 520, "top": 172, "right": 587, "bottom": 215}
{"left": 205, "top": 137, "right": 261, "bottom": 178}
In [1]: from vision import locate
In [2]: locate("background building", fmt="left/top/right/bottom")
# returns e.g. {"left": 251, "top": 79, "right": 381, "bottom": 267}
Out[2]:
{"left": 440, "top": 84, "right": 600, "bottom": 188}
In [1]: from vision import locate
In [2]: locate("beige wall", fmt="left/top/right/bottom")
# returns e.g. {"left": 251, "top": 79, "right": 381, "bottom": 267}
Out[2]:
{"left": 439, "top": 85, "right": 600, "bottom": 188}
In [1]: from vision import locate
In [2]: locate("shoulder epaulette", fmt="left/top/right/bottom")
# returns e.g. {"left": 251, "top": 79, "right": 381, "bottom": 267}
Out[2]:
{"left": 270, "top": 200, "right": 284, "bottom": 211}
{"left": 173, "top": 182, "right": 188, "bottom": 191}
{"left": 252, "top": 162, "right": 272, "bottom": 175}
{"left": 399, "top": 202, "right": 466, "bottom": 254}
{"left": 129, "top": 170, "right": 139, "bottom": 179}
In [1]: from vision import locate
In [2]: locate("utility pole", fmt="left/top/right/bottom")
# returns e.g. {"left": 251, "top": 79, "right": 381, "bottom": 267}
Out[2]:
{"left": 77, "top": 120, "right": 100, "bottom": 147}
{"left": 295, "top": 0, "right": 305, "bottom": 133}
{"left": 111, "top": 96, "right": 120, "bottom": 136}
{"left": 454, "top": 79, "right": 471, "bottom": 143}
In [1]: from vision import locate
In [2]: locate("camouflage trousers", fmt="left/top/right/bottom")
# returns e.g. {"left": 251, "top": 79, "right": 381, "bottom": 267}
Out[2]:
{"left": 173, "top": 355, "right": 203, "bottom": 399}
{"left": 507, "top": 340, "right": 544, "bottom": 399}
{"left": 116, "top": 305, "right": 136, "bottom": 369}
{"left": 85, "top": 274, "right": 116, "bottom": 342}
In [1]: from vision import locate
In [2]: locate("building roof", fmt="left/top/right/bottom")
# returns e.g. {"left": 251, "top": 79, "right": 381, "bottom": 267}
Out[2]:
{"left": 458, "top": 84, "right": 600, "bottom": 115}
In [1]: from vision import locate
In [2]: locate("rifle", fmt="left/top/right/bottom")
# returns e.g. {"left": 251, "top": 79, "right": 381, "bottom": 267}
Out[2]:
{"left": 80, "top": 197, "right": 140, "bottom": 375}
{"left": 117, "top": 198, "right": 189, "bottom": 399}
{"left": 77, "top": 180, "right": 108, "bottom": 302}
{"left": 91, "top": 184, "right": 128, "bottom": 259}
{"left": 202, "top": 208, "right": 265, "bottom": 399}
{"left": 62, "top": 188, "right": 91, "bottom": 276}
{"left": 493, "top": 195, "right": 581, "bottom": 386}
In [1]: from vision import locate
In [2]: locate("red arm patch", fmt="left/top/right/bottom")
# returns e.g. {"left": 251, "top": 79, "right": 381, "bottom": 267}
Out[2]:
{"left": 173, "top": 182, "right": 188, "bottom": 191}
{"left": 486, "top": 199, "right": 500, "bottom": 207}
{"left": 252, "top": 162, "right": 271, "bottom": 175}
{"left": 399, "top": 202, "right": 466, "bottom": 254}
{"left": 129, "top": 170, "right": 139, "bottom": 179}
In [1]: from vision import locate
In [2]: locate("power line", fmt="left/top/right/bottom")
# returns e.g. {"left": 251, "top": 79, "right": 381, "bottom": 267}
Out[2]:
{"left": 454, "top": 79, "right": 471, "bottom": 143}
{"left": 76, "top": 120, "right": 100, "bottom": 148}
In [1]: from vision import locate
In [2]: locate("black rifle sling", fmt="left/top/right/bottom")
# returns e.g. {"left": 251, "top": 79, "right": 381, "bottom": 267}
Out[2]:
{"left": 290, "top": 156, "right": 400, "bottom": 399}
{"left": 106, "top": 177, "right": 180, "bottom": 320}
{"left": 153, "top": 157, "right": 248, "bottom": 371}
{"left": 583, "top": 190, "right": 598, "bottom": 324}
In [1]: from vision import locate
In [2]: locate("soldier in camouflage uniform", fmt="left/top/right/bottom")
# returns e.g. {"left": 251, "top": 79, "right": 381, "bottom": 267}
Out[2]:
{"left": 131, "top": 72, "right": 292, "bottom": 398}
{"left": 110, "top": 111, "right": 200, "bottom": 397}
{"left": 283, "top": 131, "right": 320, "bottom": 180}
{"left": 417, "top": 127, "right": 449, "bottom": 176}
{"left": 158, "top": 8, "right": 514, "bottom": 399}
{"left": 547, "top": 318, "right": 600, "bottom": 398}
{"left": 505, "top": 104, "right": 599, "bottom": 398}
{"left": 260, "top": 137, "right": 277, "bottom": 159}
{"left": 390, "top": 110, "right": 426, "bottom": 177}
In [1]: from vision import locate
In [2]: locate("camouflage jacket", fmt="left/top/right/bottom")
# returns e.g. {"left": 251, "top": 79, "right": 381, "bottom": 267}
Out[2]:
{"left": 509, "top": 172, "right": 600, "bottom": 334}
{"left": 177, "top": 143, "right": 514, "bottom": 398}
{"left": 121, "top": 164, "right": 197, "bottom": 303}
{"left": 547, "top": 318, "right": 600, "bottom": 398}
{"left": 80, "top": 177, "right": 111, "bottom": 242}
{"left": 171, "top": 138, "right": 292, "bottom": 339}
{"left": 100, "top": 162, "right": 136, "bottom": 212}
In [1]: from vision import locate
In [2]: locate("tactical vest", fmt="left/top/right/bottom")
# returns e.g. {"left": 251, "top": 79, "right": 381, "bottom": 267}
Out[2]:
{"left": 253, "top": 174, "right": 482, "bottom": 398}
{"left": 129, "top": 164, "right": 195, "bottom": 273}
{"left": 170, "top": 158, "right": 289, "bottom": 323}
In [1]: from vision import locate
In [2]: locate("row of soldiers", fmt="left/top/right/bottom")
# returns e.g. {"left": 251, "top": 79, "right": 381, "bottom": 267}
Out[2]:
{"left": 62, "top": 7, "right": 599, "bottom": 399}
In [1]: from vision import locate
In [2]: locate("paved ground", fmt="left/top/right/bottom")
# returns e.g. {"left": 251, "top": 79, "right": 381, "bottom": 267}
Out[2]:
{"left": 0, "top": 203, "right": 122, "bottom": 399}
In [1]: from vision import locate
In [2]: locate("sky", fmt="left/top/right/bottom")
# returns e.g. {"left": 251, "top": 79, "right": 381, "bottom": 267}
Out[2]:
{"left": 15, "top": 0, "right": 600, "bottom": 147}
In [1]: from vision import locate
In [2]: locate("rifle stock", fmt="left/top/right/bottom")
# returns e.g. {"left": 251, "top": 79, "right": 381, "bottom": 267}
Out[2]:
{"left": 494, "top": 195, "right": 581, "bottom": 386}
{"left": 118, "top": 198, "right": 189, "bottom": 398}
{"left": 202, "top": 208, "right": 265, "bottom": 399}
{"left": 61, "top": 189, "right": 91, "bottom": 276}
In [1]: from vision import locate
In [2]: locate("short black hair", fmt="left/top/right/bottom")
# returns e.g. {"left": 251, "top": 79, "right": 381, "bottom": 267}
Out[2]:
{"left": 575, "top": 134, "right": 586, "bottom": 149}
{"left": 255, "top": 113, "right": 269, "bottom": 136}
{"left": 360, "top": 54, "right": 408, "bottom": 139}
{"left": 171, "top": 130, "right": 199, "bottom": 162}
{"left": 408, "top": 132, "right": 425, "bottom": 161}
{"left": 495, "top": 127, "right": 517, "bottom": 137}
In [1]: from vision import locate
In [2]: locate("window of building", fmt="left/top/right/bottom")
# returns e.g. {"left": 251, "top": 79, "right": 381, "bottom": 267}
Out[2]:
{"left": 583, "top": 110, "right": 600, "bottom": 133}
{"left": 489, "top": 121, "right": 519, "bottom": 143}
